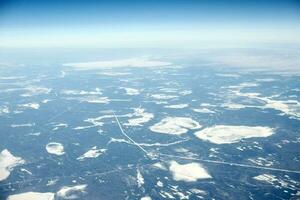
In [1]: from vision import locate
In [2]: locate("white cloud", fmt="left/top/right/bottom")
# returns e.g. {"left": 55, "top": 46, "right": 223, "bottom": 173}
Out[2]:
{"left": 63, "top": 58, "right": 171, "bottom": 70}
{"left": 204, "top": 49, "right": 300, "bottom": 73}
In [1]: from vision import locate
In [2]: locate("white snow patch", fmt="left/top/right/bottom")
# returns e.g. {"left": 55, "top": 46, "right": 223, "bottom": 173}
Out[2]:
{"left": 47, "top": 178, "right": 59, "bottom": 186}
{"left": 179, "top": 90, "right": 192, "bottom": 96}
{"left": 0, "top": 76, "right": 25, "bottom": 80}
{"left": 160, "top": 191, "right": 175, "bottom": 199}
{"left": 253, "top": 174, "right": 279, "bottom": 185}
{"left": 81, "top": 114, "right": 116, "bottom": 129}
{"left": 190, "top": 188, "right": 206, "bottom": 195}
{"left": 56, "top": 184, "right": 87, "bottom": 199}
{"left": 52, "top": 123, "right": 68, "bottom": 131}
{"left": 122, "top": 87, "right": 140, "bottom": 95}
{"left": 0, "top": 106, "right": 9, "bottom": 114}
{"left": 77, "top": 146, "right": 106, "bottom": 161}
{"left": 21, "top": 86, "right": 51, "bottom": 97}
{"left": 0, "top": 149, "right": 25, "bottom": 181}
{"left": 46, "top": 142, "right": 65, "bottom": 156}
{"left": 169, "top": 161, "right": 211, "bottom": 182}
{"left": 83, "top": 96, "right": 110, "bottom": 104}
{"left": 27, "top": 132, "right": 41, "bottom": 136}
{"left": 108, "top": 137, "right": 129, "bottom": 144}
{"left": 20, "top": 168, "right": 32, "bottom": 175}
{"left": 238, "top": 82, "right": 259, "bottom": 88}
{"left": 63, "top": 96, "right": 110, "bottom": 104}
{"left": 253, "top": 174, "right": 290, "bottom": 188}
{"left": 169, "top": 185, "right": 190, "bottom": 200}
{"left": 11, "top": 123, "right": 35, "bottom": 128}
{"left": 124, "top": 108, "right": 154, "bottom": 126}
{"left": 61, "top": 88, "right": 102, "bottom": 96}
{"left": 248, "top": 157, "right": 274, "bottom": 167}
{"left": 253, "top": 174, "right": 298, "bottom": 190}
{"left": 165, "top": 104, "right": 188, "bottom": 109}
{"left": 137, "top": 169, "right": 144, "bottom": 187}
{"left": 61, "top": 88, "right": 109, "bottom": 104}
{"left": 41, "top": 99, "right": 51, "bottom": 104}
{"left": 152, "top": 162, "right": 167, "bottom": 170}
{"left": 73, "top": 125, "right": 94, "bottom": 130}
{"left": 159, "top": 87, "right": 178, "bottom": 93}
{"left": 60, "top": 71, "right": 66, "bottom": 78}
{"left": 195, "top": 125, "right": 274, "bottom": 144}
{"left": 174, "top": 147, "right": 198, "bottom": 158}
{"left": 157, "top": 180, "right": 164, "bottom": 187}
{"left": 150, "top": 117, "right": 201, "bottom": 135}
{"left": 221, "top": 102, "right": 249, "bottom": 110}
{"left": 263, "top": 99, "right": 300, "bottom": 120}
{"left": 200, "top": 103, "right": 216, "bottom": 107}
{"left": 98, "top": 72, "right": 132, "bottom": 76}
{"left": 216, "top": 73, "right": 240, "bottom": 78}
{"left": 193, "top": 108, "right": 215, "bottom": 113}
{"left": 151, "top": 94, "right": 178, "bottom": 100}
{"left": 256, "top": 78, "right": 275, "bottom": 82}
{"left": 232, "top": 88, "right": 300, "bottom": 120}
{"left": 19, "top": 103, "right": 40, "bottom": 109}
{"left": 141, "top": 196, "right": 152, "bottom": 200}
{"left": 7, "top": 192, "right": 55, "bottom": 200}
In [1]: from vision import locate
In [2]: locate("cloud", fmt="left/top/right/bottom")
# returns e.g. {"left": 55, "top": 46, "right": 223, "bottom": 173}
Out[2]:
{"left": 63, "top": 58, "right": 171, "bottom": 70}
{"left": 202, "top": 48, "right": 300, "bottom": 73}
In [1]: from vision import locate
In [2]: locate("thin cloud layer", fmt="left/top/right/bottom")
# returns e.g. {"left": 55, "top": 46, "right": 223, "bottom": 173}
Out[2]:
{"left": 63, "top": 58, "right": 172, "bottom": 70}
{"left": 202, "top": 49, "right": 300, "bottom": 73}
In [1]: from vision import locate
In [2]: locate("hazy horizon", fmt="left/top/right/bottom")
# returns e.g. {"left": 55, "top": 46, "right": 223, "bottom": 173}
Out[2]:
{"left": 0, "top": 0, "right": 300, "bottom": 48}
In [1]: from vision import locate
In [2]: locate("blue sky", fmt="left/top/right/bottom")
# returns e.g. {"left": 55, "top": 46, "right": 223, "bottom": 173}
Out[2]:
{"left": 0, "top": 0, "right": 299, "bottom": 48}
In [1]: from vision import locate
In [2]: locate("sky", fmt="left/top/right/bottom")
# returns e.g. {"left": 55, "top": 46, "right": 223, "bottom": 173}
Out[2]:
{"left": 0, "top": 0, "right": 299, "bottom": 48}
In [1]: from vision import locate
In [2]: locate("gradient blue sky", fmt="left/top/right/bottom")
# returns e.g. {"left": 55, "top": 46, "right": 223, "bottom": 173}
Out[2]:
{"left": 0, "top": 0, "right": 299, "bottom": 48}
